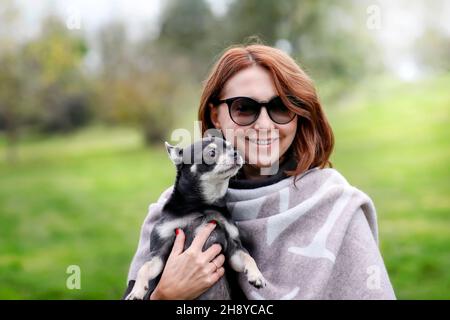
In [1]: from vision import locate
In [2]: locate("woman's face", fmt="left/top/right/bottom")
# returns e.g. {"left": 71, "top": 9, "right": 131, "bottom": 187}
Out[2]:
{"left": 210, "top": 65, "right": 297, "bottom": 173}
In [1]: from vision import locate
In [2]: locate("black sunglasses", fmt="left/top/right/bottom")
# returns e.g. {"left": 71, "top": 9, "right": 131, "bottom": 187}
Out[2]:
{"left": 212, "top": 95, "right": 297, "bottom": 126}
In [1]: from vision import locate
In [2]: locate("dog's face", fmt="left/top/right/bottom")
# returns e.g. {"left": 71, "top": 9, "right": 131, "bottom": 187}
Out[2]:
{"left": 165, "top": 136, "right": 244, "bottom": 182}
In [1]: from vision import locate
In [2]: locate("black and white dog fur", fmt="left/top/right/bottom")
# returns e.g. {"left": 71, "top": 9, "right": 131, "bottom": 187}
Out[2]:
{"left": 126, "top": 136, "right": 266, "bottom": 300}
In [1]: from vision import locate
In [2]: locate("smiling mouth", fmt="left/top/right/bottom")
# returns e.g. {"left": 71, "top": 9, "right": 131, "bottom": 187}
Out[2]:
{"left": 245, "top": 137, "right": 279, "bottom": 146}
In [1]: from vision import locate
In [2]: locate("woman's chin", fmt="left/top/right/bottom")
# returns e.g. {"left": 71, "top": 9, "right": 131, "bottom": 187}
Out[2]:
{"left": 246, "top": 155, "right": 281, "bottom": 170}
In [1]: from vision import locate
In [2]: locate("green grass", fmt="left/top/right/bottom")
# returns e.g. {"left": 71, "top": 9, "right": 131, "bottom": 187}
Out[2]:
{"left": 327, "top": 74, "right": 450, "bottom": 299}
{"left": 0, "top": 74, "right": 449, "bottom": 299}
{"left": 0, "top": 126, "right": 175, "bottom": 299}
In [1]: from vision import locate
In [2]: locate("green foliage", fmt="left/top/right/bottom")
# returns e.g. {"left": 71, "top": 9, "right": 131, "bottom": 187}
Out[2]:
{"left": 159, "top": 0, "right": 215, "bottom": 55}
{"left": 225, "top": 0, "right": 284, "bottom": 45}
{"left": 0, "top": 12, "right": 90, "bottom": 138}
{"left": 93, "top": 19, "right": 183, "bottom": 145}
{"left": 21, "top": 16, "right": 90, "bottom": 132}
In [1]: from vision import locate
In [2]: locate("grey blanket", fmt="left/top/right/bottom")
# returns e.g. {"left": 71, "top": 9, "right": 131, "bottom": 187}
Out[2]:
{"left": 126, "top": 167, "right": 396, "bottom": 299}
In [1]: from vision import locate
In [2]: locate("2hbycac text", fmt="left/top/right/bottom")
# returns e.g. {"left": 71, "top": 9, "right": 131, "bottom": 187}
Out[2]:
{"left": 176, "top": 303, "right": 274, "bottom": 317}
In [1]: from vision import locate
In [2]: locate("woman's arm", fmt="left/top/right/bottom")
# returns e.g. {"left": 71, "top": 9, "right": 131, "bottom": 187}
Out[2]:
{"left": 145, "top": 225, "right": 225, "bottom": 300}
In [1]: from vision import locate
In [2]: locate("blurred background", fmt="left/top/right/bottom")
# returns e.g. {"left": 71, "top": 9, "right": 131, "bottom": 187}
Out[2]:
{"left": 0, "top": 0, "right": 448, "bottom": 299}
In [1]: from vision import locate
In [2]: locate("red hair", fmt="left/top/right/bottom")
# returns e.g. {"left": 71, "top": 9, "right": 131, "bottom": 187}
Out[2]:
{"left": 198, "top": 44, "right": 334, "bottom": 183}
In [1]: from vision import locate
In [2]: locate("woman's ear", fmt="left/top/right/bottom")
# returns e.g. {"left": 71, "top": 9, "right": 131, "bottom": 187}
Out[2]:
{"left": 209, "top": 103, "right": 221, "bottom": 129}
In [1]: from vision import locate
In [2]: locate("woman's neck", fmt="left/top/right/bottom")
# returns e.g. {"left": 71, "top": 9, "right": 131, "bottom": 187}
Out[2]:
{"left": 242, "top": 164, "right": 267, "bottom": 181}
{"left": 242, "top": 154, "right": 286, "bottom": 180}
{"left": 229, "top": 152, "right": 296, "bottom": 189}
{"left": 242, "top": 155, "right": 287, "bottom": 181}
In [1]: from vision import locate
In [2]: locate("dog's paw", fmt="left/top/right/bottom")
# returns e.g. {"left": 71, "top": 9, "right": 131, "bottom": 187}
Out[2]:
{"left": 125, "top": 287, "right": 147, "bottom": 300}
{"left": 246, "top": 268, "right": 266, "bottom": 289}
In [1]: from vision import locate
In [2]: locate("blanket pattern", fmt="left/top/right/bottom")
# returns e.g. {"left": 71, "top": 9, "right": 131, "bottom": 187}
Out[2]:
{"left": 127, "top": 167, "right": 396, "bottom": 299}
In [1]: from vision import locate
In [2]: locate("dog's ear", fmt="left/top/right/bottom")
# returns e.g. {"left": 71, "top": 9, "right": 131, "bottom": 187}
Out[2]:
{"left": 165, "top": 142, "right": 183, "bottom": 166}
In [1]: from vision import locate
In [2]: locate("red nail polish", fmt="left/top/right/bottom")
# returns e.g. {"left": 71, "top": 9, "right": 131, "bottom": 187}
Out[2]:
{"left": 175, "top": 228, "right": 180, "bottom": 235}
{"left": 209, "top": 220, "right": 217, "bottom": 225}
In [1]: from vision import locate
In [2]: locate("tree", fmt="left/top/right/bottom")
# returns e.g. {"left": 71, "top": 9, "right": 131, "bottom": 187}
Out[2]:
{"left": 95, "top": 20, "right": 179, "bottom": 145}
{"left": 0, "top": 1, "right": 24, "bottom": 162}
{"left": 20, "top": 15, "right": 90, "bottom": 132}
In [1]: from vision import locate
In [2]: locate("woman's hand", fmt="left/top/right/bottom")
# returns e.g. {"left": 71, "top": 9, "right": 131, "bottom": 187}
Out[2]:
{"left": 150, "top": 221, "right": 226, "bottom": 300}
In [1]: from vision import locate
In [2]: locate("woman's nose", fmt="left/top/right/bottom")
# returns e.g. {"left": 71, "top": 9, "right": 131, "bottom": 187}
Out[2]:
{"left": 254, "top": 106, "right": 275, "bottom": 130}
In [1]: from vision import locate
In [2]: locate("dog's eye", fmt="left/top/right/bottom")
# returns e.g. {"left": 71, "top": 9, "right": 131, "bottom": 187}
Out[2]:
{"left": 208, "top": 149, "right": 216, "bottom": 157}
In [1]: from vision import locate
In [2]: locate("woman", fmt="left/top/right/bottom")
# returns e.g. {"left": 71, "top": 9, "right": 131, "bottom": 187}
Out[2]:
{"left": 123, "top": 44, "right": 396, "bottom": 300}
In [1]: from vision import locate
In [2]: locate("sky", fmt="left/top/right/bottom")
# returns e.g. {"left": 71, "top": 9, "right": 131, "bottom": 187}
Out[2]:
{"left": 14, "top": 0, "right": 163, "bottom": 40}
{"left": 375, "top": 0, "right": 450, "bottom": 80}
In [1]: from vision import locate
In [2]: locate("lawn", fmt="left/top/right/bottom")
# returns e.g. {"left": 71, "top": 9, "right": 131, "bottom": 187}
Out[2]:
{"left": 0, "top": 127, "right": 175, "bottom": 299}
{"left": 0, "top": 75, "right": 449, "bottom": 299}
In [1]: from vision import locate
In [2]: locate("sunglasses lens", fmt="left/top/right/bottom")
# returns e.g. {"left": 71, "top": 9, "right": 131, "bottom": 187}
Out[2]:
{"left": 268, "top": 97, "right": 296, "bottom": 124}
{"left": 230, "top": 98, "right": 259, "bottom": 125}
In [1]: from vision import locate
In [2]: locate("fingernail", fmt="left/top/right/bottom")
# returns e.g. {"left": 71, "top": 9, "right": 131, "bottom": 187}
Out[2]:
{"left": 208, "top": 220, "right": 217, "bottom": 225}
{"left": 175, "top": 228, "right": 180, "bottom": 235}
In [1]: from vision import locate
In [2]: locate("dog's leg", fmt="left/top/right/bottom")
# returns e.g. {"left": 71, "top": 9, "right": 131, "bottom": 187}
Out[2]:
{"left": 125, "top": 255, "right": 164, "bottom": 300}
{"left": 226, "top": 240, "right": 266, "bottom": 289}
{"left": 126, "top": 236, "right": 174, "bottom": 300}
